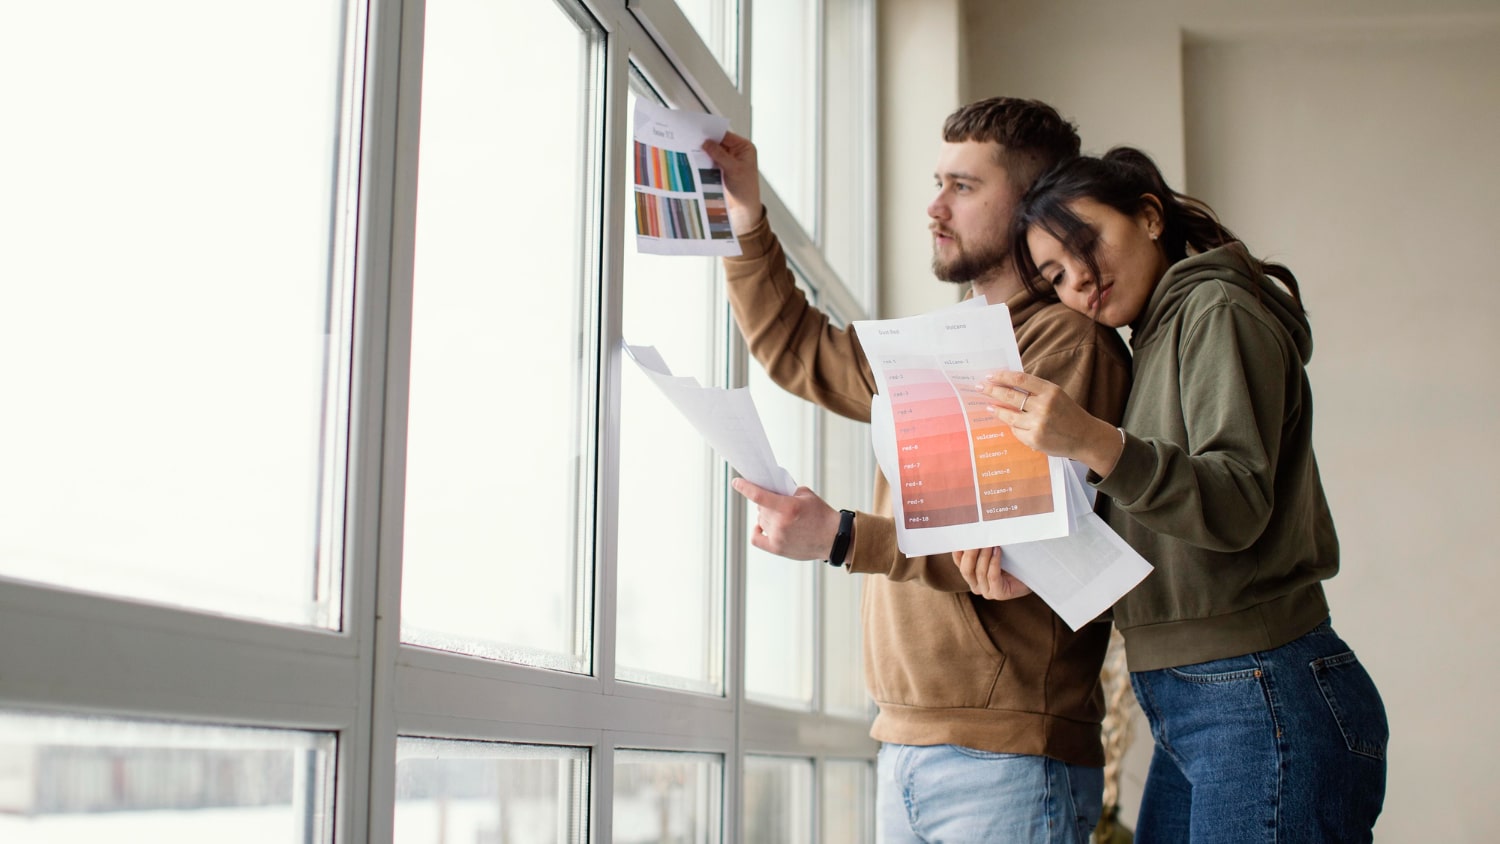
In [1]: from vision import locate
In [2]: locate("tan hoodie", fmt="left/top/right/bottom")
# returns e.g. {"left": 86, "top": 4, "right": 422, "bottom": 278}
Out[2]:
{"left": 724, "top": 214, "right": 1132, "bottom": 766}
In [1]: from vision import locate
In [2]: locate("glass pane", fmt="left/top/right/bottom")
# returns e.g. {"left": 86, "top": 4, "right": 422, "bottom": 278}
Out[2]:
{"left": 395, "top": 738, "right": 587, "bottom": 844}
{"left": 750, "top": 0, "right": 818, "bottom": 231}
{"left": 614, "top": 749, "right": 722, "bottom": 844}
{"left": 744, "top": 361, "right": 817, "bottom": 707}
{"left": 821, "top": 0, "right": 874, "bottom": 306}
{"left": 0, "top": 710, "right": 334, "bottom": 842}
{"left": 0, "top": 1, "right": 353, "bottom": 627}
{"left": 675, "top": 0, "right": 739, "bottom": 82}
{"left": 820, "top": 760, "right": 874, "bottom": 844}
{"left": 821, "top": 407, "right": 870, "bottom": 717}
{"left": 743, "top": 755, "right": 812, "bottom": 844}
{"left": 616, "top": 86, "right": 725, "bottom": 695}
{"left": 401, "top": 0, "right": 599, "bottom": 671}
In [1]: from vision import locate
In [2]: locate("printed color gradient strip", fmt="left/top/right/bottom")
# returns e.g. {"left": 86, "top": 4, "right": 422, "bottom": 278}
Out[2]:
{"left": 633, "top": 141, "right": 697, "bottom": 192}
{"left": 635, "top": 193, "right": 707, "bottom": 239}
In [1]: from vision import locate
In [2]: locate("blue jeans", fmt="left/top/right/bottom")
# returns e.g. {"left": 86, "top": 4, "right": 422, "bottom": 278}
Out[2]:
{"left": 877, "top": 743, "right": 1102, "bottom": 843}
{"left": 1130, "top": 619, "right": 1388, "bottom": 843}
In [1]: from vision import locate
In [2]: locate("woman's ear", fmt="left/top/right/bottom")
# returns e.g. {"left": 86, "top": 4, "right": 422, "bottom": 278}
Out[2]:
{"left": 1138, "top": 194, "right": 1165, "bottom": 240}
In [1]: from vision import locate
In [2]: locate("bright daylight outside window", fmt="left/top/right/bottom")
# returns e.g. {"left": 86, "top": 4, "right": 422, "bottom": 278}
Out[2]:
{"left": 821, "top": 0, "right": 875, "bottom": 305}
{"left": 750, "top": 0, "right": 818, "bottom": 232}
{"left": 672, "top": 0, "right": 739, "bottom": 82}
{"left": 0, "top": 0, "right": 355, "bottom": 628}
{"left": 613, "top": 750, "right": 722, "bottom": 844}
{"left": 401, "top": 0, "right": 599, "bottom": 672}
{"left": 820, "top": 403, "right": 870, "bottom": 717}
{"left": 744, "top": 360, "right": 817, "bottom": 707}
{"left": 743, "top": 755, "right": 813, "bottom": 843}
{"left": 614, "top": 85, "right": 726, "bottom": 695}
{"left": 821, "top": 759, "right": 875, "bottom": 843}
{"left": 0, "top": 710, "right": 335, "bottom": 843}
{"left": 394, "top": 738, "right": 588, "bottom": 843}
{"left": 0, "top": 0, "right": 880, "bottom": 837}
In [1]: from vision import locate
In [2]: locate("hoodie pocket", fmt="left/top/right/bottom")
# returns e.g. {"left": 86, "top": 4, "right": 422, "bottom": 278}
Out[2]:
{"left": 865, "top": 583, "right": 1005, "bottom": 709}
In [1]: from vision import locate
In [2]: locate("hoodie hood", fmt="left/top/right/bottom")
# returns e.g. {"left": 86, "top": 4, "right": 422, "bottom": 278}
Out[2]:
{"left": 1131, "top": 244, "right": 1313, "bottom": 364}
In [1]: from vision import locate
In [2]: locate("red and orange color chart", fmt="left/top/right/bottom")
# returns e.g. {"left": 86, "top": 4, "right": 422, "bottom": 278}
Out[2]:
{"left": 854, "top": 301, "right": 1070, "bottom": 556}
{"left": 887, "top": 359, "right": 980, "bottom": 528}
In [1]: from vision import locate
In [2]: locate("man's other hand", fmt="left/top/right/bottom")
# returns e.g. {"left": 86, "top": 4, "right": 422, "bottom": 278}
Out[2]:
{"left": 732, "top": 478, "right": 842, "bottom": 562}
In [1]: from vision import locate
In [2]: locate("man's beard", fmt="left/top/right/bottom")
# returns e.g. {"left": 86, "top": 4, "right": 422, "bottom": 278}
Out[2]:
{"left": 931, "top": 234, "right": 1010, "bottom": 284}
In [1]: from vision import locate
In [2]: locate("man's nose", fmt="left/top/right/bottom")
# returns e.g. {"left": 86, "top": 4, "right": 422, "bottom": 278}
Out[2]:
{"left": 927, "top": 192, "right": 948, "bottom": 220}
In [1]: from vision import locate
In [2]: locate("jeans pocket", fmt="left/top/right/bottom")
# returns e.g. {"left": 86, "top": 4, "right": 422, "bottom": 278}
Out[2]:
{"left": 1311, "top": 651, "right": 1389, "bottom": 760}
{"left": 1165, "top": 654, "right": 1262, "bottom": 684}
{"left": 947, "top": 745, "right": 1025, "bottom": 761}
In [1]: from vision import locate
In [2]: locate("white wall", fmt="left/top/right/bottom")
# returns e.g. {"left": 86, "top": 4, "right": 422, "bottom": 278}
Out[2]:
{"left": 1182, "top": 26, "right": 1500, "bottom": 842}
{"left": 941, "top": 1, "right": 1500, "bottom": 840}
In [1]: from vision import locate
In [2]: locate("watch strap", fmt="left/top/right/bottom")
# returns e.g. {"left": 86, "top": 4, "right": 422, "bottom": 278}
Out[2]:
{"left": 826, "top": 509, "right": 856, "bottom": 567}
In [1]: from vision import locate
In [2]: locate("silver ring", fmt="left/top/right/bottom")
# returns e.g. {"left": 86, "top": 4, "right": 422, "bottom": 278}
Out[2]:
{"left": 1019, "top": 394, "right": 1029, "bottom": 413}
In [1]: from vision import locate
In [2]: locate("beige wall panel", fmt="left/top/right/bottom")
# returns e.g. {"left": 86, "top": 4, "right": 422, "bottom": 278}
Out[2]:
{"left": 940, "top": 2, "right": 1500, "bottom": 840}
{"left": 963, "top": 0, "right": 1187, "bottom": 186}
{"left": 1183, "top": 29, "right": 1500, "bottom": 842}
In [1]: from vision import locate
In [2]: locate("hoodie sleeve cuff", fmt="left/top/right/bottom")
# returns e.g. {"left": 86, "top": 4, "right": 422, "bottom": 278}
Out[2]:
{"left": 724, "top": 206, "right": 773, "bottom": 262}
{"left": 1090, "top": 430, "right": 1152, "bottom": 506}
{"left": 845, "top": 510, "right": 895, "bottom": 576}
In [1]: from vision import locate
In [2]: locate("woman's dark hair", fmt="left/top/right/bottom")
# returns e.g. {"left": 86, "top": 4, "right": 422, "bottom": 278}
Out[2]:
{"left": 1011, "top": 146, "right": 1303, "bottom": 313}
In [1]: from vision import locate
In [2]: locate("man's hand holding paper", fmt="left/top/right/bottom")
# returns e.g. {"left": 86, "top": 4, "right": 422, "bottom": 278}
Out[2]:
{"left": 733, "top": 478, "right": 844, "bottom": 562}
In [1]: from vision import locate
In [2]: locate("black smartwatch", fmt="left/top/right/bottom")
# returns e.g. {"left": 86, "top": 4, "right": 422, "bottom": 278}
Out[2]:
{"left": 826, "top": 509, "right": 856, "bottom": 567}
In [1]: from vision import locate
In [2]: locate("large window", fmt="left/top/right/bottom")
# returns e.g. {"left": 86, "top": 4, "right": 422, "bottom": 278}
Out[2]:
{"left": 400, "top": 0, "right": 599, "bottom": 673}
{"left": 0, "top": 0, "right": 878, "bottom": 840}
{"left": 615, "top": 84, "right": 726, "bottom": 694}
{"left": 750, "top": 0, "right": 819, "bottom": 232}
{"left": 0, "top": 0, "right": 355, "bottom": 629}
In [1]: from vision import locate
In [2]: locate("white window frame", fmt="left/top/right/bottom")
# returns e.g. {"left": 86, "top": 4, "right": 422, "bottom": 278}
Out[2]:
{"left": 0, "top": 0, "right": 879, "bottom": 841}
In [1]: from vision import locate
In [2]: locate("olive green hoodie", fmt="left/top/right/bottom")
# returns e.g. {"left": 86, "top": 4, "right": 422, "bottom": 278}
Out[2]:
{"left": 1094, "top": 244, "right": 1336, "bottom": 672}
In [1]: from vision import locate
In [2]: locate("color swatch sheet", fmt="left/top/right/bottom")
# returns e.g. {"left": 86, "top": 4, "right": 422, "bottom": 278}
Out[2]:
{"left": 853, "top": 300, "right": 1069, "bottom": 557}
{"left": 623, "top": 341, "right": 795, "bottom": 496}
{"left": 632, "top": 100, "right": 741, "bottom": 257}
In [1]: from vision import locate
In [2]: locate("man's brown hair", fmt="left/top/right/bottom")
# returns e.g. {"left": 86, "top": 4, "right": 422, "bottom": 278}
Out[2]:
{"left": 942, "top": 97, "right": 1080, "bottom": 190}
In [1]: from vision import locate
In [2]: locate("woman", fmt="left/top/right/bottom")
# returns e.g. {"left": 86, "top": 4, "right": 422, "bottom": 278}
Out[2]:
{"left": 962, "top": 148, "right": 1388, "bottom": 842}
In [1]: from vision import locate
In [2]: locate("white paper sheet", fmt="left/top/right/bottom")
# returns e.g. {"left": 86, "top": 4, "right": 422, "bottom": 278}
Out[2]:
{"left": 623, "top": 342, "right": 795, "bottom": 495}
{"left": 631, "top": 100, "right": 742, "bottom": 257}
{"left": 854, "top": 302, "right": 1070, "bottom": 556}
{"left": 996, "top": 464, "right": 1153, "bottom": 630}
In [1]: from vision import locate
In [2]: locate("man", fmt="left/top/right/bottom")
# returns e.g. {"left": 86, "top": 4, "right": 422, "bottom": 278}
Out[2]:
{"left": 703, "top": 98, "right": 1132, "bottom": 842}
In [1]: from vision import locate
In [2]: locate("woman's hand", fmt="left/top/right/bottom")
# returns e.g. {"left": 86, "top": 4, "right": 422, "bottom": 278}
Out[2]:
{"left": 975, "top": 370, "right": 1125, "bottom": 478}
{"left": 953, "top": 546, "right": 1033, "bottom": 601}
